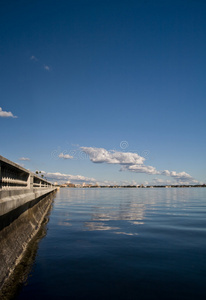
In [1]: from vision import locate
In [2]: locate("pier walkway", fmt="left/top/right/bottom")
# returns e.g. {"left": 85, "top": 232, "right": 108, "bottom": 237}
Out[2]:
{"left": 0, "top": 155, "right": 57, "bottom": 291}
{"left": 0, "top": 155, "right": 56, "bottom": 221}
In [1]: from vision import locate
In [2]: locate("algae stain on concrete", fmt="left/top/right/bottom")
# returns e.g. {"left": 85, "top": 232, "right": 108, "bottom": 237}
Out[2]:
{"left": 0, "top": 192, "right": 56, "bottom": 299}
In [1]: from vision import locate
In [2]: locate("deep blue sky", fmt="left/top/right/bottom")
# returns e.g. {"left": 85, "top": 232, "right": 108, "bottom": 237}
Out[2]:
{"left": 1, "top": 0, "right": 206, "bottom": 185}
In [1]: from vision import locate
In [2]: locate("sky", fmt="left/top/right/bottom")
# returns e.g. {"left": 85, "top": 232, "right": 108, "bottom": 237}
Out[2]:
{"left": 0, "top": 0, "right": 206, "bottom": 185}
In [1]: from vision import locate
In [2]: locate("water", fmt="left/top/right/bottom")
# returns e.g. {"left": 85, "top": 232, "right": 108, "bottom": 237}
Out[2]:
{"left": 16, "top": 188, "right": 206, "bottom": 300}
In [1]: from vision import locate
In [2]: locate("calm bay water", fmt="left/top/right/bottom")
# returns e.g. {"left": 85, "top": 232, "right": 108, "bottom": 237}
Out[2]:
{"left": 16, "top": 188, "right": 206, "bottom": 300}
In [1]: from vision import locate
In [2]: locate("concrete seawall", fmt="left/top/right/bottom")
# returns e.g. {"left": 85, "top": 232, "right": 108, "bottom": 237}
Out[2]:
{"left": 0, "top": 187, "right": 56, "bottom": 231}
{"left": 0, "top": 155, "right": 57, "bottom": 292}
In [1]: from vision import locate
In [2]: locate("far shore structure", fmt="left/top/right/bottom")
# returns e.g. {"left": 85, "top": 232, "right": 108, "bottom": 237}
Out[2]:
{"left": 59, "top": 183, "right": 206, "bottom": 189}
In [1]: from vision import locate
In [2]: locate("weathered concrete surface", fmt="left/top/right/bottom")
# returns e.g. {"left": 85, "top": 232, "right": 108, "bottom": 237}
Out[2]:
{"left": 0, "top": 155, "right": 58, "bottom": 292}
{"left": 0, "top": 188, "right": 57, "bottom": 231}
{"left": 0, "top": 190, "right": 56, "bottom": 292}
{"left": 0, "top": 187, "right": 56, "bottom": 216}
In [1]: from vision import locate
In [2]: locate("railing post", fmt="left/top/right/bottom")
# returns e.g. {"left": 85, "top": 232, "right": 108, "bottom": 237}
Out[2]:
{"left": 0, "top": 161, "right": 2, "bottom": 189}
{"left": 30, "top": 174, "right": 34, "bottom": 189}
{"left": 27, "top": 173, "right": 31, "bottom": 189}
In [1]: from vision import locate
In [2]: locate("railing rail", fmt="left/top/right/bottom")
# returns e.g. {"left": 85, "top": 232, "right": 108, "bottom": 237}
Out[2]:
{"left": 0, "top": 155, "right": 54, "bottom": 190}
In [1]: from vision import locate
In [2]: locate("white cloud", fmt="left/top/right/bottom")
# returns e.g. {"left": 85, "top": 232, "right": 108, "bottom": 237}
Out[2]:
{"left": 121, "top": 164, "right": 160, "bottom": 175}
{"left": 44, "top": 65, "right": 50, "bottom": 71}
{"left": 0, "top": 107, "right": 17, "bottom": 118}
{"left": 81, "top": 146, "right": 198, "bottom": 184}
{"left": 152, "top": 178, "right": 172, "bottom": 184}
{"left": 161, "top": 170, "right": 193, "bottom": 181}
{"left": 30, "top": 55, "right": 38, "bottom": 61}
{"left": 122, "top": 165, "right": 197, "bottom": 183}
{"left": 80, "top": 147, "right": 145, "bottom": 165}
{"left": 19, "top": 157, "right": 30, "bottom": 161}
{"left": 41, "top": 171, "right": 96, "bottom": 183}
{"left": 58, "top": 153, "right": 73, "bottom": 159}
{"left": 152, "top": 177, "right": 198, "bottom": 185}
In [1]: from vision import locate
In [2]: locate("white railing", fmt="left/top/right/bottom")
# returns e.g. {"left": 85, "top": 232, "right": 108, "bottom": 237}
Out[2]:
{"left": 0, "top": 155, "right": 54, "bottom": 190}
{"left": 2, "top": 178, "right": 28, "bottom": 185}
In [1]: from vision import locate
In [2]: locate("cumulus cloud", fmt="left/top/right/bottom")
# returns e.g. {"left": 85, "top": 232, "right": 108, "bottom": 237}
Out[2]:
{"left": 41, "top": 171, "right": 96, "bottom": 184}
{"left": 80, "top": 147, "right": 145, "bottom": 165}
{"left": 161, "top": 170, "right": 194, "bottom": 182}
{"left": 81, "top": 146, "right": 197, "bottom": 184}
{"left": 58, "top": 153, "right": 73, "bottom": 159}
{"left": 44, "top": 65, "right": 50, "bottom": 71}
{"left": 0, "top": 107, "right": 17, "bottom": 118}
{"left": 152, "top": 178, "right": 172, "bottom": 184}
{"left": 152, "top": 177, "right": 198, "bottom": 185}
{"left": 19, "top": 157, "right": 30, "bottom": 161}
{"left": 121, "top": 164, "right": 197, "bottom": 183}
{"left": 121, "top": 164, "right": 160, "bottom": 175}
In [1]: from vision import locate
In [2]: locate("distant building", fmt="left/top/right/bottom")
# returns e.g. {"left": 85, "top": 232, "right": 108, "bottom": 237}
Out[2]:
{"left": 60, "top": 184, "right": 67, "bottom": 187}
{"left": 67, "top": 183, "right": 76, "bottom": 188}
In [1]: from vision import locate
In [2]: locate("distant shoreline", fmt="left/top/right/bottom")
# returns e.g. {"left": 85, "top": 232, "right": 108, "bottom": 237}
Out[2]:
{"left": 59, "top": 184, "right": 206, "bottom": 189}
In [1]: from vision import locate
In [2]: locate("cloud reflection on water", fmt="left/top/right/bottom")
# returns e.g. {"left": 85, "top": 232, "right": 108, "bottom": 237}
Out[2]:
{"left": 84, "top": 222, "right": 119, "bottom": 231}
{"left": 83, "top": 198, "right": 146, "bottom": 234}
{"left": 114, "top": 232, "right": 139, "bottom": 236}
{"left": 58, "top": 221, "right": 72, "bottom": 226}
{"left": 54, "top": 188, "right": 193, "bottom": 235}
